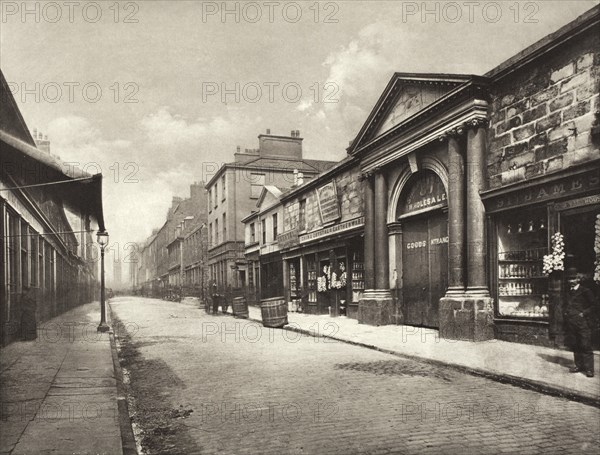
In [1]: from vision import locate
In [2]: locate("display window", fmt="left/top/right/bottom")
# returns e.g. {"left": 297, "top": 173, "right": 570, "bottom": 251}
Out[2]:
{"left": 495, "top": 207, "right": 549, "bottom": 319}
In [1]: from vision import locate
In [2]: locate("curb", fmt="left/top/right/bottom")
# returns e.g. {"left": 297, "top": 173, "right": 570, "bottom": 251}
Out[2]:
{"left": 228, "top": 309, "right": 600, "bottom": 409}
{"left": 107, "top": 304, "right": 138, "bottom": 455}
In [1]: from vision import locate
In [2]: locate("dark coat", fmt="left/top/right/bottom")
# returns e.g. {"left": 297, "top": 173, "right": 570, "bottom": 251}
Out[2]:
{"left": 565, "top": 285, "right": 597, "bottom": 320}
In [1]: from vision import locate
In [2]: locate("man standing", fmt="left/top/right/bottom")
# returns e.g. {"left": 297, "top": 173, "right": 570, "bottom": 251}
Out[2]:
{"left": 565, "top": 268, "right": 597, "bottom": 378}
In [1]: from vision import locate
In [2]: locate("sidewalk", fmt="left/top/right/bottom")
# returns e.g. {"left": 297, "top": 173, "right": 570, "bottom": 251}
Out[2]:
{"left": 0, "top": 302, "right": 129, "bottom": 455}
{"left": 237, "top": 305, "right": 600, "bottom": 406}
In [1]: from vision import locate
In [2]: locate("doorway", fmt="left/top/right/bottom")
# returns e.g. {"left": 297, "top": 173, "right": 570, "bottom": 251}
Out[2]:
{"left": 401, "top": 210, "right": 448, "bottom": 328}
{"left": 561, "top": 205, "right": 600, "bottom": 348}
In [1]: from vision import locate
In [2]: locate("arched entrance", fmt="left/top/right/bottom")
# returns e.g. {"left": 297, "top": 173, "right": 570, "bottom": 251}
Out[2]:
{"left": 397, "top": 170, "right": 448, "bottom": 328}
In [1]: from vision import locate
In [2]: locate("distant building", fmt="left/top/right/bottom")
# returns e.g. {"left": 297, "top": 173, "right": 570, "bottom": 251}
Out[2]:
{"left": 137, "top": 183, "right": 208, "bottom": 299}
{"left": 0, "top": 70, "right": 105, "bottom": 345}
{"left": 205, "top": 129, "right": 337, "bottom": 296}
{"left": 242, "top": 185, "right": 288, "bottom": 304}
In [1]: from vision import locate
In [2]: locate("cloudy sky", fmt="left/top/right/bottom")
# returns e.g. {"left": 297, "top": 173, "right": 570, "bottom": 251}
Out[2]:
{"left": 1, "top": 0, "right": 597, "bottom": 282}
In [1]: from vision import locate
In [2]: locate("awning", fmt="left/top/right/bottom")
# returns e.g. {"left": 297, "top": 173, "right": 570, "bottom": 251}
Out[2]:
{"left": 0, "top": 130, "right": 106, "bottom": 232}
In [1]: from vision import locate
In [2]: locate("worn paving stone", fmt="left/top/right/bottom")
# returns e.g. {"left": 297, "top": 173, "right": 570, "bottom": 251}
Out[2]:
{"left": 111, "top": 297, "right": 600, "bottom": 455}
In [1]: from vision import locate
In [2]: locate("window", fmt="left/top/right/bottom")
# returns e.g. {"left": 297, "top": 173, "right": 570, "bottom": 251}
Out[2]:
{"left": 222, "top": 213, "right": 227, "bottom": 242}
{"left": 250, "top": 223, "right": 256, "bottom": 243}
{"left": 272, "top": 214, "right": 278, "bottom": 240}
{"left": 215, "top": 219, "right": 219, "bottom": 245}
{"left": 6, "top": 211, "right": 18, "bottom": 301}
{"left": 221, "top": 175, "right": 226, "bottom": 201}
{"left": 208, "top": 222, "right": 212, "bottom": 246}
{"left": 21, "top": 221, "right": 28, "bottom": 288}
{"left": 208, "top": 190, "right": 212, "bottom": 212}
{"left": 250, "top": 174, "right": 266, "bottom": 199}
{"left": 495, "top": 207, "right": 549, "bottom": 319}
{"left": 299, "top": 199, "right": 306, "bottom": 231}
{"left": 31, "top": 229, "right": 38, "bottom": 286}
{"left": 261, "top": 219, "right": 266, "bottom": 244}
{"left": 214, "top": 182, "right": 218, "bottom": 208}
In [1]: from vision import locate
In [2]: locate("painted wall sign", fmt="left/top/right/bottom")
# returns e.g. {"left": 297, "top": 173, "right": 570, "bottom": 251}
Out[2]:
{"left": 300, "top": 217, "right": 364, "bottom": 243}
{"left": 277, "top": 228, "right": 299, "bottom": 249}
{"left": 487, "top": 171, "right": 600, "bottom": 212}
{"left": 316, "top": 181, "right": 341, "bottom": 224}
{"left": 399, "top": 171, "right": 447, "bottom": 217}
{"left": 553, "top": 194, "right": 600, "bottom": 211}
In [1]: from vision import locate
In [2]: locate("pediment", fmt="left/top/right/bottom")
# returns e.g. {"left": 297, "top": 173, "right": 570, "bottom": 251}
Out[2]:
{"left": 349, "top": 73, "right": 475, "bottom": 154}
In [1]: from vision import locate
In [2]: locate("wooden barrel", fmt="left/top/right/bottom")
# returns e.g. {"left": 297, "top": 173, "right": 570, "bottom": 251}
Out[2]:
{"left": 260, "top": 297, "right": 288, "bottom": 328}
{"left": 232, "top": 296, "right": 249, "bottom": 319}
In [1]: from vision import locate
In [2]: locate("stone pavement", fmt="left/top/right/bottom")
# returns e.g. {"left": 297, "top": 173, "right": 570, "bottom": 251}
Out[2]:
{"left": 111, "top": 296, "right": 600, "bottom": 455}
{"left": 236, "top": 305, "right": 600, "bottom": 406}
{"left": 0, "top": 302, "right": 127, "bottom": 455}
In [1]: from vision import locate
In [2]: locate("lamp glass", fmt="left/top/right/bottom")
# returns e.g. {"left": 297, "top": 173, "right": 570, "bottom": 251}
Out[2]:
{"left": 97, "top": 231, "right": 109, "bottom": 247}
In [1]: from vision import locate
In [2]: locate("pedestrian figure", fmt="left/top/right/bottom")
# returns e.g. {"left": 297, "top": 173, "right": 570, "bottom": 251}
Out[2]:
{"left": 565, "top": 268, "right": 597, "bottom": 378}
{"left": 211, "top": 281, "right": 219, "bottom": 315}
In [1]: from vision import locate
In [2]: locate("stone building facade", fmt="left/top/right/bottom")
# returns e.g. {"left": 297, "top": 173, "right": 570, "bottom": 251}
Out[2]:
{"left": 137, "top": 183, "right": 208, "bottom": 298}
{"left": 205, "top": 130, "right": 336, "bottom": 295}
{"left": 344, "top": 5, "right": 599, "bottom": 345}
{"left": 1, "top": 71, "right": 103, "bottom": 345}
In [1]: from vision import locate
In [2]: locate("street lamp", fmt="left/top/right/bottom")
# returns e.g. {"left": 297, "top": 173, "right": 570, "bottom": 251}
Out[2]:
{"left": 97, "top": 230, "right": 110, "bottom": 333}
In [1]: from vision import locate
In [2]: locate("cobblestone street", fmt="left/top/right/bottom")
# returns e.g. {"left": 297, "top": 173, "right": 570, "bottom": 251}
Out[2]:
{"left": 110, "top": 297, "right": 600, "bottom": 455}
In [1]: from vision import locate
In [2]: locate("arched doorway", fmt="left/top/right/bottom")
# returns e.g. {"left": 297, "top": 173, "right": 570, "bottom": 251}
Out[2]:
{"left": 397, "top": 170, "right": 448, "bottom": 328}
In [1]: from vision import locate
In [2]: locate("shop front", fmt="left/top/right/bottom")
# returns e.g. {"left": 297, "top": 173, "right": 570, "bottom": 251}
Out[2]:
{"left": 483, "top": 163, "right": 600, "bottom": 347}
{"left": 280, "top": 219, "right": 364, "bottom": 318}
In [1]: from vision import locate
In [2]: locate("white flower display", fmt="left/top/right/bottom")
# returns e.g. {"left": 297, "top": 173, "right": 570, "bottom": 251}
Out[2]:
{"left": 317, "top": 276, "right": 327, "bottom": 293}
{"left": 543, "top": 232, "right": 565, "bottom": 276}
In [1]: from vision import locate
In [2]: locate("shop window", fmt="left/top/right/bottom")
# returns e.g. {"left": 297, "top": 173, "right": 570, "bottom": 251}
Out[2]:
{"left": 307, "top": 255, "right": 317, "bottom": 303}
{"left": 496, "top": 208, "right": 549, "bottom": 319}
{"left": 351, "top": 250, "right": 364, "bottom": 302}
{"left": 299, "top": 200, "right": 306, "bottom": 231}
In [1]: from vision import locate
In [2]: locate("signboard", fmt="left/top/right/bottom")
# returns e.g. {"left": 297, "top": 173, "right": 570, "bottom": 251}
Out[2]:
{"left": 316, "top": 181, "right": 341, "bottom": 224}
{"left": 485, "top": 170, "right": 600, "bottom": 212}
{"left": 300, "top": 217, "right": 364, "bottom": 243}
{"left": 277, "top": 228, "right": 300, "bottom": 250}
{"left": 399, "top": 171, "right": 447, "bottom": 217}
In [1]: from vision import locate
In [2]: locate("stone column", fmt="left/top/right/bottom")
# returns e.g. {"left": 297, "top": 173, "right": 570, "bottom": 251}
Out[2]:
{"left": 363, "top": 173, "right": 375, "bottom": 290}
{"left": 439, "top": 120, "right": 494, "bottom": 342}
{"left": 466, "top": 119, "right": 489, "bottom": 296}
{"left": 374, "top": 171, "right": 389, "bottom": 290}
{"left": 358, "top": 170, "right": 393, "bottom": 326}
{"left": 446, "top": 132, "right": 466, "bottom": 294}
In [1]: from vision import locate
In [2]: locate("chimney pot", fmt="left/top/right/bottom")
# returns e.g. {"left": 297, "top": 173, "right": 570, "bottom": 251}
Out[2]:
{"left": 266, "top": 128, "right": 271, "bottom": 134}
{"left": 296, "top": 130, "right": 300, "bottom": 137}
{"left": 237, "top": 145, "right": 241, "bottom": 153}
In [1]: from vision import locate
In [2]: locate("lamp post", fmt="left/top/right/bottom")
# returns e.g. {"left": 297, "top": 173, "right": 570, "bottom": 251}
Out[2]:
{"left": 97, "top": 230, "right": 110, "bottom": 333}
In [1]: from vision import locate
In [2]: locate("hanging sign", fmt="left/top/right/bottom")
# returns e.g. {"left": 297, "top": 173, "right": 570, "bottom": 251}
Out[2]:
{"left": 316, "top": 181, "right": 341, "bottom": 224}
{"left": 399, "top": 171, "right": 447, "bottom": 216}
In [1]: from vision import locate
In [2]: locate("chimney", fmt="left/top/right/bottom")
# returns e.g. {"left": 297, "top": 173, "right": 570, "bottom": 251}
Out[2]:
{"left": 290, "top": 130, "right": 295, "bottom": 138}
{"left": 266, "top": 128, "right": 271, "bottom": 135}
{"left": 33, "top": 129, "right": 51, "bottom": 153}
{"left": 293, "top": 169, "right": 298, "bottom": 187}
{"left": 237, "top": 145, "right": 241, "bottom": 153}
{"left": 296, "top": 130, "right": 300, "bottom": 137}
{"left": 297, "top": 172, "right": 304, "bottom": 186}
